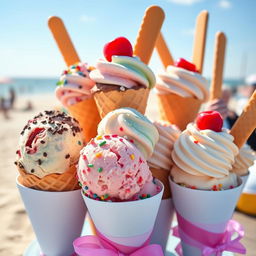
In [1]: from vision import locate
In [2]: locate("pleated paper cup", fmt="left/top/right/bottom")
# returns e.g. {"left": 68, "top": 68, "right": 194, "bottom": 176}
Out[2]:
{"left": 150, "top": 197, "right": 175, "bottom": 251}
{"left": 169, "top": 176, "right": 243, "bottom": 256}
{"left": 82, "top": 180, "right": 163, "bottom": 254}
{"left": 17, "top": 176, "right": 86, "bottom": 256}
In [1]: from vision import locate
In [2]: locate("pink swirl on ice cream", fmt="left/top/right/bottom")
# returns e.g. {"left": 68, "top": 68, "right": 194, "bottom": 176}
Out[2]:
{"left": 55, "top": 63, "right": 95, "bottom": 107}
{"left": 232, "top": 144, "right": 256, "bottom": 176}
{"left": 155, "top": 65, "right": 209, "bottom": 101}
{"left": 77, "top": 135, "right": 155, "bottom": 201}
{"left": 89, "top": 56, "right": 156, "bottom": 90}
{"left": 97, "top": 108, "right": 159, "bottom": 159}
{"left": 16, "top": 110, "right": 84, "bottom": 178}
{"left": 171, "top": 123, "right": 239, "bottom": 190}
{"left": 148, "top": 121, "right": 180, "bottom": 170}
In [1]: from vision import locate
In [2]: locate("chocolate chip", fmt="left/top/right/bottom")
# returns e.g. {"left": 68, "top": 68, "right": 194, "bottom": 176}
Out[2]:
{"left": 65, "top": 154, "right": 70, "bottom": 159}
{"left": 31, "top": 169, "right": 35, "bottom": 173}
{"left": 43, "top": 152, "right": 47, "bottom": 157}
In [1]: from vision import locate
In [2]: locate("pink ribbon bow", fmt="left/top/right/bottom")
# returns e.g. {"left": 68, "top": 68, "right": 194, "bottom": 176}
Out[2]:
{"left": 172, "top": 212, "right": 246, "bottom": 256}
{"left": 73, "top": 235, "right": 164, "bottom": 256}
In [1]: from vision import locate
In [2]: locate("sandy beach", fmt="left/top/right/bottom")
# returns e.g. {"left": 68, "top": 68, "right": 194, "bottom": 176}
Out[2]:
{"left": 0, "top": 92, "right": 255, "bottom": 256}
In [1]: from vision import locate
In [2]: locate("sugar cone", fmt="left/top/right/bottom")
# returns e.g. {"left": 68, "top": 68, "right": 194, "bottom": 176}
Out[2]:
{"left": 67, "top": 97, "right": 101, "bottom": 142}
{"left": 94, "top": 88, "right": 149, "bottom": 118}
{"left": 157, "top": 93, "right": 202, "bottom": 131}
{"left": 150, "top": 167, "right": 171, "bottom": 199}
{"left": 18, "top": 165, "right": 79, "bottom": 192}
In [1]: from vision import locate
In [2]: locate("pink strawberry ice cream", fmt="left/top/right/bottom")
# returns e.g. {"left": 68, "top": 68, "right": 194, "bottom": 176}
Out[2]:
{"left": 77, "top": 134, "right": 157, "bottom": 201}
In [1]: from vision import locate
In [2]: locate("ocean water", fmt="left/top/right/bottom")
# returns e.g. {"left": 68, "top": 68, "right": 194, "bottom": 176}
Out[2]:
{"left": 0, "top": 77, "right": 244, "bottom": 98}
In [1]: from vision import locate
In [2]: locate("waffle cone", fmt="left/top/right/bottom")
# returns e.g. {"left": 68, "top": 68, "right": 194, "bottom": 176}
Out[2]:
{"left": 157, "top": 93, "right": 202, "bottom": 131}
{"left": 150, "top": 167, "right": 171, "bottom": 199}
{"left": 17, "top": 165, "right": 79, "bottom": 192}
{"left": 67, "top": 98, "right": 101, "bottom": 142}
{"left": 94, "top": 88, "right": 150, "bottom": 118}
{"left": 230, "top": 90, "right": 256, "bottom": 148}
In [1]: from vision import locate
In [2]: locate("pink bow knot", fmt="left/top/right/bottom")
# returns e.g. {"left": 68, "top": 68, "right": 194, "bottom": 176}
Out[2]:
{"left": 73, "top": 235, "right": 164, "bottom": 256}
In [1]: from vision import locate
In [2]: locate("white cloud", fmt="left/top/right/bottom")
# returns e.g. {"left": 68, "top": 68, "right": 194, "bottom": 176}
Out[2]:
{"left": 167, "top": 0, "right": 203, "bottom": 5}
{"left": 219, "top": 0, "right": 232, "bottom": 9}
{"left": 80, "top": 15, "right": 96, "bottom": 23}
{"left": 181, "top": 28, "right": 195, "bottom": 36}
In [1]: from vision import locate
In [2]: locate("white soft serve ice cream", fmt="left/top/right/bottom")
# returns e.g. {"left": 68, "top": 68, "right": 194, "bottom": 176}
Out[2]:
{"left": 155, "top": 58, "right": 209, "bottom": 101}
{"left": 148, "top": 121, "right": 181, "bottom": 170}
{"left": 171, "top": 111, "right": 239, "bottom": 190}
{"left": 232, "top": 144, "right": 256, "bottom": 176}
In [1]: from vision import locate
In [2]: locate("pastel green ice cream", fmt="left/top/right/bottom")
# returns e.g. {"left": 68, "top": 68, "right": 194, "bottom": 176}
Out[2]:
{"left": 97, "top": 107, "right": 159, "bottom": 159}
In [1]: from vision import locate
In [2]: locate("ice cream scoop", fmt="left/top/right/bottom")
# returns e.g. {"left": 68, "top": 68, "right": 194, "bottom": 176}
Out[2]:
{"left": 232, "top": 144, "right": 256, "bottom": 176}
{"left": 16, "top": 110, "right": 84, "bottom": 178}
{"left": 77, "top": 135, "right": 155, "bottom": 201}
{"left": 155, "top": 58, "right": 209, "bottom": 101}
{"left": 148, "top": 120, "right": 180, "bottom": 170}
{"left": 171, "top": 111, "right": 239, "bottom": 190}
{"left": 55, "top": 63, "right": 95, "bottom": 107}
{"left": 97, "top": 107, "right": 159, "bottom": 159}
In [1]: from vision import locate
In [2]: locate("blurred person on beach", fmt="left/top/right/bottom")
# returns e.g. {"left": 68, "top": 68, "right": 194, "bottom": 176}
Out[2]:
{"left": 205, "top": 85, "right": 256, "bottom": 150}
{"left": 9, "top": 87, "right": 16, "bottom": 109}
{"left": 0, "top": 96, "right": 10, "bottom": 119}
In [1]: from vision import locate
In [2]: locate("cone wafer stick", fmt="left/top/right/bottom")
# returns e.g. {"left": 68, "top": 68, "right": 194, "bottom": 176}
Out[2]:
{"left": 48, "top": 16, "right": 80, "bottom": 66}
{"left": 134, "top": 5, "right": 165, "bottom": 64}
{"left": 209, "top": 32, "right": 226, "bottom": 100}
{"left": 155, "top": 32, "right": 174, "bottom": 68}
{"left": 192, "top": 10, "right": 209, "bottom": 74}
{"left": 230, "top": 90, "right": 256, "bottom": 148}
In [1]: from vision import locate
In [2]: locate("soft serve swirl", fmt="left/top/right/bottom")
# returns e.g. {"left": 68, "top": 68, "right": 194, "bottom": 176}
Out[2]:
{"left": 155, "top": 65, "right": 209, "bottom": 101}
{"left": 148, "top": 121, "right": 180, "bottom": 170}
{"left": 89, "top": 56, "right": 156, "bottom": 90}
{"left": 97, "top": 107, "right": 159, "bottom": 159}
{"left": 55, "top": 63, "right": 95, "bottom": 107}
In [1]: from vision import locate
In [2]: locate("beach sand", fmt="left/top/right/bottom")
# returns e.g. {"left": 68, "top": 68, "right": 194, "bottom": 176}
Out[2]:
{"left": 0, "top": 93, "right": 255, "bottom": 256}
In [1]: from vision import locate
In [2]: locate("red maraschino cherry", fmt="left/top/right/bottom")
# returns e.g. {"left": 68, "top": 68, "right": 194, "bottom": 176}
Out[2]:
{"left": 175, "top": 58, "right": 198, "bottom": 72}
{"left": 196, "top": 111, "right": 223, "bottom": 132}
{"left": 103, "top": 37, "right": 133, "bottom": 62}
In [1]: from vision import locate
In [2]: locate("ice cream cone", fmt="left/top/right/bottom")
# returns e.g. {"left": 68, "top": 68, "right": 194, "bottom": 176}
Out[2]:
{"left": 17, "top": 176, "right": 86, "bottom": 256}
{"left": 81, "top": 180, "right": 163, "bottom": 254}
{"left": 169, "top": 176, "right": 244, "bottom": 256}
{"left": 17, "top": 164, "right": 79, "bottom": 192}
{"left": 157, "top": 93, "right": 202, "bottom": 130}
{"left": 94, "top": 88, "right": 149, "bottom": 118}
{"left": 67, "top": 97, "right": 101, "bottom": 142}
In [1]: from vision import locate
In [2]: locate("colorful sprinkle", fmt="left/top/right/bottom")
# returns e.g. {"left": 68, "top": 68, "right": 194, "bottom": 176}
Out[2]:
{"left": 130, "top": 139, "right": 134, "bottom": 143}
{"left": 130, "top": 154, "right": 135, "bottom": 160}
{"left": 95, "top": 152, "right": 102, "bottom": 158}
{"left": 87, "top": 164, "right": 94, "bottom": 167}
{"left": 96, "top": 135, "right": 103, "bottom": 140}
{"left": 93, "top": 194, "right": 98, "bottom": 198}
{"left": 99, "top": 141, "right": 107, "bottom": 147}
{"left": 84, "top": 186, "right": 89, "bottom": 190}
{"left": 147, "top": 194, "right": 151, "bottom": 198}
{"left": 104, "top": 135, "right": 111, "bottom": 139}
{"left": 119, "top": 127, "right": 124, "bottom": 131}
{"left": 194, "top": 140, "right": 199, "bottom": 144}
{"left": 229, "top": 185, "right": 234, "bottom": 189}
{"left": 83, "top": 155, "right": 87, "bottom": 160}
{"left": 98, "top": 167, "right": 103, "bottom": 173}
{"left": 112, "top": 134, "right": 118, "bottom": 138}
{"left": 78, "top": 141, "right": 82, "bottom": 145}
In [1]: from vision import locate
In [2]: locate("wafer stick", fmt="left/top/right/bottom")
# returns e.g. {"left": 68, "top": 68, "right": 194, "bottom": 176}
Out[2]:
{"left": 134, "top": 5, "right": 165, "bottom": 64}
{"left": 155, "top": 32, "right": 174, "bottom": 68}
{"left": 209, "top": 32, "right": 226, "bottom": 100}
{"left": 192, "top": 10, "right": 209, "bottom": 74}
{"left": 230, "top": 90, "right": 256, "bottom": 148}
{"left": 48, "top": 16, "right": 80, "bottom": 66}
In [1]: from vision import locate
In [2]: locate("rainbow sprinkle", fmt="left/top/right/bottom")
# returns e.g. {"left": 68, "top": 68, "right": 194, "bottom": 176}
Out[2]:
{"left": 99, "top": 141, "right": 107, "bottom": 147}
{"left": 98, "top": 167, "right": 103, "bottom": 173}
{"left": 95, "top": 152, "right": 102, "bottom": 158}
{"left": 96, "top": 135, "right": 103, "bottom": 140}
{"left": 130, "top": 154, "right": 135, "bottom": 160}
{"left": 87, "top": 164, "right": 94, "bottom": 167}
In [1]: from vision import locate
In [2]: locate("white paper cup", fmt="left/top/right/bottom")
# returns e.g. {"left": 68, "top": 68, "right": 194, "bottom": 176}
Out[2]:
{"left": 150, "top": 198, "right": 175, "bottom": 251}
{"left": 82, "top": 180, "right": 163, "bottom": 254}
{"left": 17, "top": 177, "right": 86, "bottom": 256}
{"left": 169, "top": 176, "right": 243, "bottom": 256}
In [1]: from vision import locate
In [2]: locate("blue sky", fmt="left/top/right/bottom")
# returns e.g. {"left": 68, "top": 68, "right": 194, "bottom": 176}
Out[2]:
{"left": 1, "top": 0, "right": 256, "bottom": 80}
